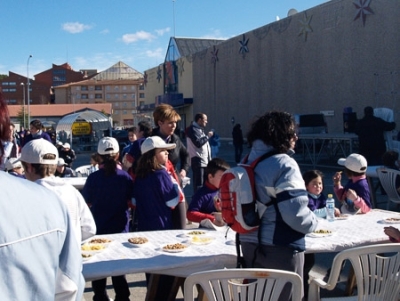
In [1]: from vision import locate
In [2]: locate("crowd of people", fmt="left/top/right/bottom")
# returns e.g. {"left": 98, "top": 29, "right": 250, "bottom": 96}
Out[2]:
{"left": 2, "top": 89, "right": 400, "bottom": 301}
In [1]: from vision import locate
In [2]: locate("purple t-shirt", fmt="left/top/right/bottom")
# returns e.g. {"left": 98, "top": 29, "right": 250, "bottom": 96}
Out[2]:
{"left": 82, "top": 168, "right": 133, "bottom": 234}
{"left": 133, "top": 169, "right": 179, "bottom": 231}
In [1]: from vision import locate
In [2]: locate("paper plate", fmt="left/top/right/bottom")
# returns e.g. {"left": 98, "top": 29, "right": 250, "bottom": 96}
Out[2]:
{"left": 127, "top": 237, "right": 149, "bottom": 246}
{"left": 307, "top": 230, "right": 335, "bottom": 238}
{"left": 88, "top": 238, "right": 112, "bottom": 244}
{"left": 161, "top": 243, "right": 189, "bottom": 253}
{"left": 81, "top": 243, "right": 108, "bottom": 252}
{"left": 190, "top": 236, "right": 215, "bottom": 245}
{"left": 383, "top": 217, "right": 400, "bottom": 224}
{"left": 335, "top": 214, "right": 350, "bottom": 220}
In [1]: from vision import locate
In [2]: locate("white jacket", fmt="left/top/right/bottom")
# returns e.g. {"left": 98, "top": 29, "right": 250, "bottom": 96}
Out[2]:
{"left": 0, "top": 172, "right": 85, "bottom": 300}
{"left": 36, "top": 176, "right": 96, "bottom": 242}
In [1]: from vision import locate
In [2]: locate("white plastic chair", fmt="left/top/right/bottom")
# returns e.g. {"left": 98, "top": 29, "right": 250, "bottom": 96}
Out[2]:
{"left": 75, "top": 165, "right": 91, "bottom": 177}
{"left": 184, "top": 268, "right": 303, "bottom": 301}
{"left": 308, "top": 243, "right": 400, "bottom": 301}
{"left": 376, "top": 167, "right": 400, "bottom": 209}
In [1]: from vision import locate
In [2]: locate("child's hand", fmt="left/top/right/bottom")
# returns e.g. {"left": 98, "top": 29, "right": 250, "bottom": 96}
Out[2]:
{"left": 333, "top": 171, "right": 342, "bottom": 185}
{"left": 384, "top": 226, "right": 400, "bottom": 242}
{"left": 334, "top": 208, "right": 341, "bottom": 217}
{"left": 346, "top": 189, "right": 357, "bottom": 201}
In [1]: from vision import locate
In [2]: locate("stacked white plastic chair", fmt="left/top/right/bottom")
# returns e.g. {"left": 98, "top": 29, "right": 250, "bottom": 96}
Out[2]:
{"left": 376, "top": 167, "right": 400, "bottom": 209}
{"left": 374, "top": 107, "right": 399, "bottom": 152}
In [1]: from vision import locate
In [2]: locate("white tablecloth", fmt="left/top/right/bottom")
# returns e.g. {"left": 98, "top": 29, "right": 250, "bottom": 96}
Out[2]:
{"left": 62, "top": 177, "right": 87, "bottom": 190}
{"left": 82, "top": 209, "right": 398, "bottom": 281}
{"left": 306, "top": 209, "right": 396, "bottom": 253}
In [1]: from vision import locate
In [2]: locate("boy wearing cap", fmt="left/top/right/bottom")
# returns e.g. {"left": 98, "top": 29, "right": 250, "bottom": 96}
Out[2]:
{"left": 5, "top": 157, "right": 25, "bottom": 178}
{"left": 333, "top": 153, "right": 372, "bottom": 214}
{"left": 55, "top": 158, "right": 76, "bottom": 178}
{"left": 82, "top": 136, "right": 133, "bottom": 301}
{"left": 20, "top": 138, "right": 96, "bottom": 243}
{"left": 59, "top": 142, "right": 76, "bottom": 167}
{"left": 0, "top": 93, "right": 85, "bottom": 301}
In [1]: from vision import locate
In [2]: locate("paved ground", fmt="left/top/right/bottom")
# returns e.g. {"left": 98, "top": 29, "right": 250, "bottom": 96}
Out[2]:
{"left": 74, "top": 139, "right": 397, "bottom": 301}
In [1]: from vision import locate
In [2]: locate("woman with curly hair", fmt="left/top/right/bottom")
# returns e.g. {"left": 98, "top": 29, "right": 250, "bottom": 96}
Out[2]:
{"left": 240, "top": 111, "right": 318, "bottom": 301}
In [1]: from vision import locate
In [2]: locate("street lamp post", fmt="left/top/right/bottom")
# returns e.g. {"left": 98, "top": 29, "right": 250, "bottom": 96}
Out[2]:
{"left": 20, "top": 83, "right": 25, "bottom": 128}
{"left": 27, "top": 55, "right": 32, "bottom": 126}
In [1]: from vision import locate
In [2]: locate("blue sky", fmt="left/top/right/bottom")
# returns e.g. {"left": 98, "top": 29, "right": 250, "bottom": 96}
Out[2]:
{"left": 1, "top": 0, "right": 327, "bottom": 77}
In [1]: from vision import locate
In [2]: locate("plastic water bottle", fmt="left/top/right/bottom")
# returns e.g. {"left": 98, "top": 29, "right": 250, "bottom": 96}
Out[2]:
{"left": 326, "top": 194, "right": 335, "bottom": 222}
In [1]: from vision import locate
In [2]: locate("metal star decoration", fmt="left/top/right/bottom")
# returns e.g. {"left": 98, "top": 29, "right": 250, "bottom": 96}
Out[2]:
{"left": 177, "top": 59, "right": 184, "bottom": 76}
{"left": 353, "top": 0, "right": 374, "bottom": 26}
{"left": 239, "top": 34, "right": 249, "bottom": 58}
{"left": 143, "top": 71, "right": 148, "bottom": 86}
{"left": 210, "top": 46, "right": 219, "bottom": 65}
{"left": 156, "top": 66, "right": 162, "bottom": 83}
{"left": 298, "top": 12, "right": 313, "bottom": 41}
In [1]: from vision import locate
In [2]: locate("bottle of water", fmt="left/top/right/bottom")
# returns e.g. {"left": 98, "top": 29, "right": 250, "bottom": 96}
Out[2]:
{"left": 326, "top": 194, "right": 335, "bottom": 222}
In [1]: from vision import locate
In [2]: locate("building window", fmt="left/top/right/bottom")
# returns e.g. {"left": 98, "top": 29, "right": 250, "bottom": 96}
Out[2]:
{"left": 106, "top": 86, "right": 110, "bottom": 91}
{"left": 131, "top": 86, "right": 136, "bottom": 91}
{"left": 115, "top": 103, "right": 119, "bottom": 107}
{"left": 9, "top": 88, "right": 16, "bottom": 92}
{"left": 75, "top": 86, "right": 80, "bottom": 91}
{"left": 123, "top": 110, "right": 127, "bottom": 115}
{"left": 114, "top": 110, "right": 119, "bottom": 115}
{"left": 8, "top": 99, "right": 17, "bottom": 103}
{"left": 114, "top": 86, "right": 119, "bottom": 90}
{"left": 106, "top": 94, "right": 111, "bottom": 99}
{"left": 81, "top": 94, "right": 88, "bottom": 99}
{"left": 95, "top": 86, "right": 102, "bottom": 91}
{"left": 139, "top": 85, "right": 144, "bottom": 90}
{"left": 132, "top": 102, "right": 136, "bottom": 107}
{"left": 2, "top": 82, "right": 9, "bottom": 85}
{"left": 139, "top": 93, "right": 145, "bottom": 98}
{"left": 115, "top": 94, "right": 119, "bottom": 99}
{"left": 123, "top": 94, "right": 127, "bottom": 99}
{"left": 89, "top": 94, "right": 94, "bottom": 99}
{"left": 9, "top": 82, "right": 16, "bottom": 86}
{"left": 139, "top": 101, "right": 145, "bottom": 106}
{"left": 131, "top": 94, "right": 136, "bottom": 100}
{"left": 2, "top": 89, "right": 9, "bottom": 92}
{"left": 123, "top": 86, "right": 127, "bottom": 90}
{"left": 123, "top": 102, "right": 127, "bottom": 107}
{"left": 89, "top": 86, "right": 94, "bottom": 91}
{"left": 75, "top": 94, "right": 81, "bottom": 99}
{"left": 81, "top": 86, "right": 88, "bottom": 91}
{"left": 95, "top": 94, "right": 102, "bottom": 99}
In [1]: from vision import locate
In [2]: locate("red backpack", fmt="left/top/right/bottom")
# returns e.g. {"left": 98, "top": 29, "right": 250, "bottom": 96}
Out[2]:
{"left": 219, "top": 152, "right": 277, "bottom": 233}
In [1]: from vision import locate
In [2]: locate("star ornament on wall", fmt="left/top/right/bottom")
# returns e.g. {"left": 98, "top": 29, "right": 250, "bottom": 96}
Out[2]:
{"left": 239, "top": 34, "right": 249, "bottom": 58}
{"left": 156, "top": 66, "right": 162, "bottom": 83}
{"left": 298, "top": 13, "right": 313, "bottom": 41}
{"left": 353, "top": 0, "right": 374, "bottom": 26}
{"left": 143, "top": 72, "right": 148, "bottom": 86}
{"left": 177, "top": 59, "right": 184, "bottom": 76}
{"left": 210, "top": 46, "right": 219, "bottom": 65}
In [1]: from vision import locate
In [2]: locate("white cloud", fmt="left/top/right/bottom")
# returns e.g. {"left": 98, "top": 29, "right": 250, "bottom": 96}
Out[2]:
{"left": 62, "top": 22, "right": 92, "bottom": 34}
{"left": 122, "top": 31, "right": 156, "bottom": 44}
{"left": 145, "top": 48, "right": 164, "bottom": 59}
{"left": 100, "top": 29, "right": 110, "bottom": 35}
{"left": 155, "top": 27, "right": 170, "bottom": 36}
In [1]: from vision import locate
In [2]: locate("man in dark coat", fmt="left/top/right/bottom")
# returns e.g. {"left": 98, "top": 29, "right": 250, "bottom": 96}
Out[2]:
{"left": 355, "top": 106, "right": 396, "bottom": 165}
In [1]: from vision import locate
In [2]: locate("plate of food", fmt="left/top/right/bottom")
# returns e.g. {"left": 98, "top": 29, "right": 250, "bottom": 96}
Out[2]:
{"left": 89, "top": 238, "right": 112, "bottom": 244}
{"left": 383, "top": 217, "right": 400, "bottom": 224}
{"left": 186, "top": 230, "right": 207, "bottom": 236}
{"left": 161, "top": 242, "right": 189, "bottom": 253}
{"left": 81, "top": 243, "right": 108, "bottom": 252}
{"left": 81, "top": 251, "right": 97, "bottom": 261}
{"left": 307, "top": 229, "right": 335, "bottom": 238}
{"left": 335, "top": 214, "right": 350, "bottom": 220}
{"left": 190, "top": 235, "right": 215, "bottom": 245}
{"left": 128, "top": 237, "right": 149, "bottom": 247}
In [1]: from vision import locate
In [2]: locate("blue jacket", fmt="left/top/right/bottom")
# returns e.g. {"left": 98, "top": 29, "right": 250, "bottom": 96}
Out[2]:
{"left": 240, "top": 140, "right": 318, "bottom": 251}
{"left": 0, "top": 172, "right": 84, "bottom": 300}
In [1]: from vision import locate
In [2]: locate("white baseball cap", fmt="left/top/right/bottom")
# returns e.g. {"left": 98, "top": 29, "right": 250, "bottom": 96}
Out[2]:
{"left": 57, "top": 158, "right": 67, "bottom": 166}
{"left": 63, "top": 143, "right": 70, "bottom": 149}
{"left": 98, "top": 137, "right": 119, "bottom": 155}
{"left": 5, "top": 157, "right": 23, "bottom": 170}
{"left": 337, "top": 153, "right": 368, "bottom": 173}
{"left": 20, "top": 139, "right": 58, "bottom": 164}
{"left": 141, "top": 136, "right": 176, "bottom": 154}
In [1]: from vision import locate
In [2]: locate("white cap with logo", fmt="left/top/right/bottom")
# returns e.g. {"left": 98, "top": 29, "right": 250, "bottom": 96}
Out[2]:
{"left": 5, "top": 157, "right": 23, "bottom": 170}
{"left": 337, "top": 153, "right": 368, "bottom": 173}
{"left": 141, "top": 136, "right": 176, "bottom": 154}
{"left": 20, "top": 139, "right": 58, "bottom": 164}
{"left": 98, "top": 137, "right": 119, "bottom": 155}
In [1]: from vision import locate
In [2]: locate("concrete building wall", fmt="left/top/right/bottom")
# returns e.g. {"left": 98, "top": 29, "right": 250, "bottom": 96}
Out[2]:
{"left": 192, "top": 0, "right": 400, "bottom": 138}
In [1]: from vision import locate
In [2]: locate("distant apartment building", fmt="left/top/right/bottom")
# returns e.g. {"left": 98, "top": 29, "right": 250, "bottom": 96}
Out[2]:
{"left": 54, "top": 61, "right": 144, "bottom": 127}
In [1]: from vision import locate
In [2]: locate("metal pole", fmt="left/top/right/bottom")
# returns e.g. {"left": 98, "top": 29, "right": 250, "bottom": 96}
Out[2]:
{"left": 27, "top": 55, "right": 32, "bottom": 126}
{"left": 20, "top": 83, "right": 25, "bottom": 128}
